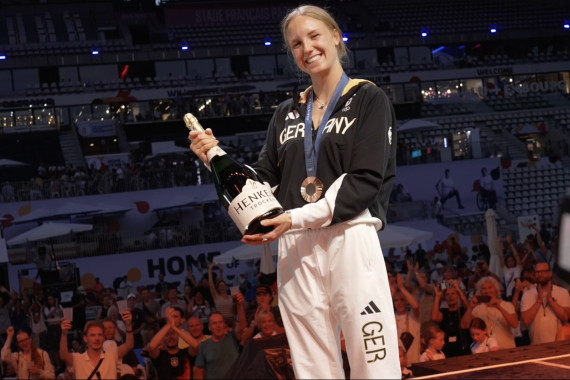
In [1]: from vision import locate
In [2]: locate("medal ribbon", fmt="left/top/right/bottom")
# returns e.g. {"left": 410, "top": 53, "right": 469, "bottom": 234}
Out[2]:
{"left": 303, "top": 73, "right": 349, "bottom": 179}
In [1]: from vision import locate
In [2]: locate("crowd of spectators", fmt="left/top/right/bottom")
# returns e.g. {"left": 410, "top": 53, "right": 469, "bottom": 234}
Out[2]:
{"left": 389, "top": 224, "right": 569, "bottom": 378}
{"left": 1, "top": 222, "right": 569, "bottom": 379}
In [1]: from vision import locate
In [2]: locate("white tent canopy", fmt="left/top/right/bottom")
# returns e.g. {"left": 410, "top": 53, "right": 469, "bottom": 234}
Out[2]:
{"left": 0, "top": 158, "right": 29, "bottom": 167}
{"left": 213, "top": 224, "right": 433, "bottom": 265}
{"left": 6, "top": 221, "right": 93, "bottom": 246}
{"left": 399, "top": 119, "right": 441, "bottom": 133}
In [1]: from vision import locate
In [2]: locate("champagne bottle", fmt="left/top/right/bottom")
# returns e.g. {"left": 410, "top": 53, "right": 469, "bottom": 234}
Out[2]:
{"left": 184, "top": 113, "right": 283, "bottom": 235}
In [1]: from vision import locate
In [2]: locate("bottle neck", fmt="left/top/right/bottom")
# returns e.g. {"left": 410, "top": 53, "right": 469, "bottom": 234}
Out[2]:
{"left": 206, "top": 146, "right": 227, "bottom": 165}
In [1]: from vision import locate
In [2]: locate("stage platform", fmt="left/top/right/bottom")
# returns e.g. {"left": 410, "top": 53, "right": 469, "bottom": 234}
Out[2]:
{"left": 412, "top": 340, "right": 570, "bottom": 379}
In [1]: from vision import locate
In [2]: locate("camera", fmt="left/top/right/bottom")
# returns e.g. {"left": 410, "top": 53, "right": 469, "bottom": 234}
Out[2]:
{"left": 439, "top": 281, "right": 453, "bottom": 290}
{"left": 476, "top": 295, "right": 491, "bottom": 303}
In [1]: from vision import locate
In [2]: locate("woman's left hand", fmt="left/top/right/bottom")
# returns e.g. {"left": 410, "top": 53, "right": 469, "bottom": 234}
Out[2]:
{"left": 242, "top": 212, "right": 292, "bottom": 246}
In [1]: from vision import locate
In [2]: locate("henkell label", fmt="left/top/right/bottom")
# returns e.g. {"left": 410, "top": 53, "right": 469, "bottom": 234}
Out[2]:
{"left": 228, "top": 180, "right": 281, "bottom": 234}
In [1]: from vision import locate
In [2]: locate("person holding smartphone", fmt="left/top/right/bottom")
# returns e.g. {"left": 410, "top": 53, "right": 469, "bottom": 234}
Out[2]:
{"left": 460, "top": 276, "right": 518, "bottom": 349}
{"left": 431, "top": 280, "right": 471, "bottom": 357}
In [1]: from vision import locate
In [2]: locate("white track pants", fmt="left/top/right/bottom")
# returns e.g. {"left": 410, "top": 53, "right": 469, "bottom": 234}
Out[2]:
{"left": 277, "top": 222, "right": 401, "bottom": 379}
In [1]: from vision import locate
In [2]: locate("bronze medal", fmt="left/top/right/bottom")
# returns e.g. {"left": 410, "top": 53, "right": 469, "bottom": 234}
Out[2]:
{"left": 300, "top": 176, "right": 324, "bottom": 203}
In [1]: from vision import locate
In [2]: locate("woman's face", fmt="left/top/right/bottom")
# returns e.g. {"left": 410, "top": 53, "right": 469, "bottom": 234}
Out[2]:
{"left": 470, "top": 328, "right": 486, "bottom": 344}
{"left": 506, "top": 255, "right": 516, "bottom": 268}
{"left": 218, "top": 282, "right": 227, "bottom": 294}
{"left": 479, "top": 281, "right": 499, "bottom": 297}
{"left": 393, "top": 293, "right": 408, "bottom": 313}
{"left": 286, "top": 15, "right": 340, "bottom": 76}
{"left": 17, "top": 332, "right": 32, "bottom": 353}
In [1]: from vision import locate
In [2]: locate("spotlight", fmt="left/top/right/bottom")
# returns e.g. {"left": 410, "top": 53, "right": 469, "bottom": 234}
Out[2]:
{"left": 490, "top": 28, "right": 497, "bottom": 34}
{"left": 421, "top": 32, "right": 428, "bottom": 37}
{"left": 92, "top": 49, "right": 100, "bottom": 55}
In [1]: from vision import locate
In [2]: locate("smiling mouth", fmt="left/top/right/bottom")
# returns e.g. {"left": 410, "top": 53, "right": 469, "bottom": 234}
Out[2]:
{"left": 306, "top": 54, "right": 321, "bottom": 64}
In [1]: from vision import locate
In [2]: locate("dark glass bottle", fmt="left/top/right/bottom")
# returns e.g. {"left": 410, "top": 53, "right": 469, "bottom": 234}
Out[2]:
{"left": 184, "top": 113, "right": 283, "bottom": 235}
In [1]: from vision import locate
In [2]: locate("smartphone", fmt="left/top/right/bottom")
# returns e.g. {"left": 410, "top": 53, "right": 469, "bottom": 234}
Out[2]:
{"left": 476, "top": 295, "right": 491, "bottom": 303}
{"left": 555, "top": 196, "right": 570, "bottom": 283}
{"left": 230, "top": 286, "right": 239, "bottom": 296}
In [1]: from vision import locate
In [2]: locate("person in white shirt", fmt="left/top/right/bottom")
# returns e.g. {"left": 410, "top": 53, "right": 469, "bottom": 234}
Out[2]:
{"left": 469, "top": 317, "right": 500, "bottom": 353}
{"left": 498, "top": 234, "right": 525, "bottom": 301}
{"left": 419, "top": 325, "right": 446, "bottom": 362}
{"left": 435, "top": 169, "right": 464, "bottom": 209}
{"left": 461, "top": 276, "right": 518, "bottom": 349}
{"left": 60, "top": 311, "right": 134, "bottom": 380}
{"left": 520, "top": 262, "right": 570, "bottom": 344}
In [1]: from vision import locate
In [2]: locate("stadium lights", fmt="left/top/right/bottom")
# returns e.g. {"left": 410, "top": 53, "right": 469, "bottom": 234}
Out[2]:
{"left": 342, "top": 34, "right": 349, "bottom": 42}
{"left": 421, "top": 32, "right": 428, "bottom": 37}
{"left": 490, "top": 27, "right": 497, "bottom": 34}
{"left": 564, "top": 23, "right": 570, "bottom": 29}
{"left": 181, "top": 44, "right": 189, "bottom": 51}
{"left": 0, "top": 54, "right": 6, "bottom": 60}
{"left": 91, "top": 49, "right": 100, "bottom": 55}
{"left": 264, "top": 37, "right": 272, "bottom": 46}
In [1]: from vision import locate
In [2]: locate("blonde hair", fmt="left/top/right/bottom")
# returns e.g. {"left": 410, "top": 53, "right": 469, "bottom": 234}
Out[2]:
{"left": 281, "top": 5, "right": 349, "bottom": 66}
{"left": 475, "top": 276, "right": 503, "bottom": 295}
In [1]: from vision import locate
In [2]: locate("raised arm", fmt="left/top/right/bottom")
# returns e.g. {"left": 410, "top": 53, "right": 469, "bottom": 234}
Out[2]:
{"left": 431, "top": 285, "right": 444, "bottom": 323}
{"left": 1, "top": 326, "right": 15, "bottom": 363}
{"left": 505, "top": 235, "right": 523, "bottom": 266}
{"left": 147, "top": 322, "right": 172, "bottom": 358}
{"left": 59, "top": 319, "right": 74, "bottom": 367}
{"left": 234, "top": 292, "right": 247, "bottom": 341}
{"left": 397, "top": 274, "right": 420, "bottom": 318}
{"left": 117, "top": 311, "right": 134, "bottom": 359}
{"left": 208, "top": 263, "right": 220, "bottom": 299}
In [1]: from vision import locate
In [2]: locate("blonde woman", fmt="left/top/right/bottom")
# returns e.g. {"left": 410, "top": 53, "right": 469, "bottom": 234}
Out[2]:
{"left": 189, "top": 5, "right": 399, "bottom": 378}
{"left": 461, "top": 276, "right": 518, "bottom": 349}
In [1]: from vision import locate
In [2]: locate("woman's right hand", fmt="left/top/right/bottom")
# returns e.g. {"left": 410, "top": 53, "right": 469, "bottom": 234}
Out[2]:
{"left": 188, "top": 129, "right": 219, "bottom": 165}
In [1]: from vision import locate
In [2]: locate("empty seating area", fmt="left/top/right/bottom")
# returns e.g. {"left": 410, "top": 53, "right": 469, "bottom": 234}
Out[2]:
{"left": 363, "top": 0, "right": 567, "bottom": 37}
{"left": 553, "top": 108, "right": 570, "bottom": 134}
{"left": 484, "top": 94, "right": 551, "bottom": 112}
{"left": 444, "top": 212, "right": 507, "bottom": 235}
{"left": 503, "top": 165, "right": 570, "bottom": 222}
{"left": 421, "top": 103, "right": 472, "bottom": 117}
{"left": 486, "top": 112, "right": 548, "bottom": 134}
{"left": 169, "top": 22, "right": 282, "bottom": 48}
{"left": 0, "top": 10, "right": 96, "bottom": 46}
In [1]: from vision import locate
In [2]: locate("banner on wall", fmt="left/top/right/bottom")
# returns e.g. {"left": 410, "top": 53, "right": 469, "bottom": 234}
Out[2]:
{"left": 7, "top": 241, "right": 261, "bottom": 294}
